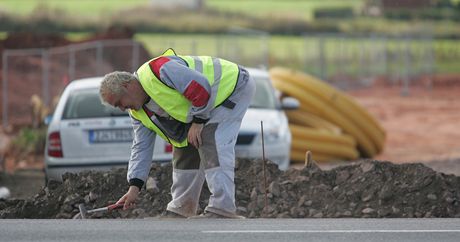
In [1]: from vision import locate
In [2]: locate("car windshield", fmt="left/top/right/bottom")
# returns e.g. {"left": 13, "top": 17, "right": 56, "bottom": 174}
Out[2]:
{"left": 62, "top": 88, "right": 127, "bottom": 119}
{"left": 250, "top": 75, "right": 278, "bottom": 109}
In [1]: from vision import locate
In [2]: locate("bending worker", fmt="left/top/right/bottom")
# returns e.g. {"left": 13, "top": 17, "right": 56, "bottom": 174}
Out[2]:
{"left": 99, "top": 49, "right": 255, "bottom": 218}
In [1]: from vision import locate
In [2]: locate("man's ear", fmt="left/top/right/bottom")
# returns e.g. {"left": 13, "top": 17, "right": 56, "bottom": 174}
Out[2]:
{"left": 121, "top": 81, "right": 130, "bottom": 90}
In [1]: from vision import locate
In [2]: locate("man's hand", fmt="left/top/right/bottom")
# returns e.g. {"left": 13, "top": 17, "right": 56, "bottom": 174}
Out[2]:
{"left": 116, "top": 186, "right": 140, "bottom": 210}
{"left": 188, "top": 123, "right": 204, "bottom": 148}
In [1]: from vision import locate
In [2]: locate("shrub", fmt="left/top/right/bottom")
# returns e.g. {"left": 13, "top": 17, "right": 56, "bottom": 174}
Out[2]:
{"left": 11, "top": 127, "right": 47, "bottom": 158}
{"left": 314, "top": 7, "right": 355, "bottom": 20}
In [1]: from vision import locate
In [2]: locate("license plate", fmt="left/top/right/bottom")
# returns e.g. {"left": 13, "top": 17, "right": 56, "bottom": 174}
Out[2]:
{"left": 89, "top": 129, "right": 133, "bottom": 143}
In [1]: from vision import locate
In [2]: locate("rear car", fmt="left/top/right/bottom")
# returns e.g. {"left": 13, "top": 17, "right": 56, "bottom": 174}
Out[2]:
{"left": 44, "top": 78, "right": 173, "bottom": 181}
{"left": 236, "top": 68, "right": 298, "bottom": 170}
{"left": 45, "top": 68, "right": 296, "bottom": 181}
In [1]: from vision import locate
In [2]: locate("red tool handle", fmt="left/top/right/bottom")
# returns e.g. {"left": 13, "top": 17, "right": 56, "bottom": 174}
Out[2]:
{"left": 107, "top": 202, "right": 125, "bottom": 211}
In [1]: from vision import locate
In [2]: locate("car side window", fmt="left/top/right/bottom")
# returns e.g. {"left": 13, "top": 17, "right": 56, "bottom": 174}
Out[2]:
{"left": 250, "top": 76, "right": 278, "bottom": 109}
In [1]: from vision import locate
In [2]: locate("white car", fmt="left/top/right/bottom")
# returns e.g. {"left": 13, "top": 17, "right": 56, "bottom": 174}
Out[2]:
{"left": 44, "top": 68, "right": 297, "bottom": 181}
{"left": 236, "top": 68, "right": 298, "bottom": 170}
{"left": 44, "top": 77, "right": 173, "bottom": 181}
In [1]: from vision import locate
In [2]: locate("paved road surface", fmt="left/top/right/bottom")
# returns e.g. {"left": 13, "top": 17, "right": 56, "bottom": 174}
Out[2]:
{"left": 1, "top": 218, "right": 459, "bottom": 242}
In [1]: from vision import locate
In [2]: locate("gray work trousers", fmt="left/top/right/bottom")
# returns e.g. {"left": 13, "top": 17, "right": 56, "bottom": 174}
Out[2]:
{"left": 166, "top": 72, "right": 255, "bottom": 217}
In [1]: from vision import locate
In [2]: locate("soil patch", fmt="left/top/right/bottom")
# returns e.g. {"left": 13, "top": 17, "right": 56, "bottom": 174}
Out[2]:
{"left": 1, "top": 159, "right": 459, "bottom": 219}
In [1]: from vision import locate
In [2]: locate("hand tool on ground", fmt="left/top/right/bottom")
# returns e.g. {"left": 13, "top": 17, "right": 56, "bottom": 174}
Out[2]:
{"left": 73, "top": 202, "right": 125, "bottom": 219}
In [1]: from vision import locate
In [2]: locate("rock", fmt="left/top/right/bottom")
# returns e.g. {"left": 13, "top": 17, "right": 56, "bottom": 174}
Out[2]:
{"left": 0, "top": 187, "right": 11, "bottom": 199}
{"left": 237, "top": 206, "right": 247, "bottom": 214}
{"left": 361, "top": 190, "right": 374, "bottom": 202}
{"left": 276, "top": 212, "right": 291, "bottom": 218}
{"left": 378, "top": 184, "right": 393, "bottom": 201}
{"left": 335, "top": 170, "right": 350, "bottom": 184}
{"left": 297, "top": 195, "right": 308, "bottom": 208}
{"left": 362, "top": 208, "right": 375, "bottom": 214}
{"left": 360, "top": 162, "right": 375, "bottom": 173}
{"left": 268, "top": 181, "right": 280, "bottom": 197}
{"left": 132, "top": 208, "right": 146, "bottom": 217}
{"left": 88, "top": 191, "right": 99, "bottom": 202}
{"left": 146, "top": 177, "right": 159, "bottom": 193}
{"left": 62, "top": 204, "right": 74, "bottom": 213}
{"left": 427, "top": 194, "right": 437, "bottom": 200}
{"left": 250, "top": 188, "right": 258, "bottom": 200}
{"left": 378, "top": 208, "right": 392, "bottom": 217}
{"left": 295, "top": 176, "right": 310, "bottom": 182}
{"left": 256, "top": 195, "right": 266, "bottom": 210}
{"left": 313, "top": 212, "right": 324, "bottom": 218}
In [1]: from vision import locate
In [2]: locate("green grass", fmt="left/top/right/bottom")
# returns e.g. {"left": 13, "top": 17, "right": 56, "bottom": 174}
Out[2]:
{"left": 65, "top": 32, "right": 93, "bottom": 41}
{"left": 207, "top": 0, "right": 363, "bottom": 21}
{"left": 0, "top": 0, "right": 148, "bottom": 17}
{"left": 0, "top": 32, "right": 8, "bottom": 39}
{"left": 0, "top": 0, "right": 363, "bottom": 20}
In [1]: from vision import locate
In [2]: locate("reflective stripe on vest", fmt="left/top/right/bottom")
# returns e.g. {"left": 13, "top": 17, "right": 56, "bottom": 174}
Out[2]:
{"left": 180, "top": 56, "right": 239, "bottom": 107}
{"left": 129, "top": 49, "right": 239, "bottom": 147}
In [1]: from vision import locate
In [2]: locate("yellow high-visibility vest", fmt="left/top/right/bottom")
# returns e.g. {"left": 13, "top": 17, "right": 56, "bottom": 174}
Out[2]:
{"left": 129, "top": 49, "right": 239, "bottom": 147}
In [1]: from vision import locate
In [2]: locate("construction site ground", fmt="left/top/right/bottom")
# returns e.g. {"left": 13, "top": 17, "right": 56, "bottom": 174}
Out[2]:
{"left": 1, "top": 78, "right": 460, "bottom": 219}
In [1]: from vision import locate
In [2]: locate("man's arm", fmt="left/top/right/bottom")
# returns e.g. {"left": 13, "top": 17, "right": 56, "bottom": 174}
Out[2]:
{"left": 118, "top": 116, "right": 156, "bottom": 209}
{"left": 127, "top": 117, "right": 156, "bottom": 189}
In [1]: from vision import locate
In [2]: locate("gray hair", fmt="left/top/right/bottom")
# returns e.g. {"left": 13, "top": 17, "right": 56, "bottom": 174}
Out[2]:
{"left": 99, "top": 71, "right": 137, "bottom": 103}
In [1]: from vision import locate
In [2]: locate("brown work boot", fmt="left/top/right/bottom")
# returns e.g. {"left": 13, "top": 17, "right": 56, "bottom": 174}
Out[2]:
{"left": 158, "top": 210, "right": 186, "bottom": 219}
{"left": 188, "top": 211, "right": 245, "bottom": 219}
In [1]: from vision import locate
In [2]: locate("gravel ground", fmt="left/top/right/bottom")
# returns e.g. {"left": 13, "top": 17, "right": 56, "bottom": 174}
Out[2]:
{"left": 1, "top": 159, "right": 459, "bottom": 219}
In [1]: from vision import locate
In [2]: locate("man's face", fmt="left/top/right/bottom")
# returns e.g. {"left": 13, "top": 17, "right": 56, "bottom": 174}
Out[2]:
{"left": 104, "top": 82, "right": 143, "bottom": 111}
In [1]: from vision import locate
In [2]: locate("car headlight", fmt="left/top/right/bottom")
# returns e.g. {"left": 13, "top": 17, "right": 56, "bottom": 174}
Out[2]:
{"left": 260, "top": 120, "right": 289, "bottom": 144}
{"left": 264, "top": 127, "right": 282, "bottom": 143}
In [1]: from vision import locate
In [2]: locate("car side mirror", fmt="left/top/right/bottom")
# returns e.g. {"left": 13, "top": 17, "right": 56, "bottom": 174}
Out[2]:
{"left": 281, "top": 97, "right": 299, "bottom": 110}
{"left": 44, "top": 114, "right": 53, "bottom": 126}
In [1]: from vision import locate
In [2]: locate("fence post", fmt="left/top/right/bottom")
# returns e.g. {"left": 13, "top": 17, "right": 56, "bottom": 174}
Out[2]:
{"left": 318, "top": 35, "right": 326, "bottom": 80}
{"left": 96, "top": 42, "right": 103, "bottom": 76}
{"left": 424, "top": 33, "right": 434, "bottom": 91}
{"left": 2, "top": 51, "right": 8, "bottom": 129}
{"left": 69, "top": 46, "right": 75, "bottom": 81}
{"left": 41, "top": 49, "right": 50, "bottom": 106}
{"left": 381, "top": 35, "right": 388, "bottom": 78}
{"left": 401, "top": 36, "right": 411, "bottom": 96}
{"left": 216, "top": 36, "right": 223, "bottom": 58}
{"left": 132, "top": 41, "right": 140, "bottom": 72}
{"left": 191, "top": 40, "right": 197, "bottom": 56}
{"left": 261, "top": 34, "right": 269, "bottom": 68}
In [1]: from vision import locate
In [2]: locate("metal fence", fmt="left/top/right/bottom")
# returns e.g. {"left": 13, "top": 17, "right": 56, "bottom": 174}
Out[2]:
{"left": 0, "top": 33, "right": 435, "bottom": 129}
{"left": 1, "top": 39, "right": 143, "bottom": 128}
{"left": 302, "top": 34, "right": 435, "bottom": 93}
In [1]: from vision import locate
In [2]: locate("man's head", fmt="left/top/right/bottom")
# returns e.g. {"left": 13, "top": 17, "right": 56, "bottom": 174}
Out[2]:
{"left": 100, "top": 71, "right": 147, "bottom": 111}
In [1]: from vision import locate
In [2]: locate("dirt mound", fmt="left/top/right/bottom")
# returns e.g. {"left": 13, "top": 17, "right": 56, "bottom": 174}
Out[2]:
{"left": 1, "top": 159, "right": 459, "bottom": 219}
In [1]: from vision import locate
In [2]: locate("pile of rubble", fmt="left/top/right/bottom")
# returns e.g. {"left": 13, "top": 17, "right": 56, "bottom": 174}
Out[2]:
{"left": 1, "top": 159, "right": 459, "bottom": 219}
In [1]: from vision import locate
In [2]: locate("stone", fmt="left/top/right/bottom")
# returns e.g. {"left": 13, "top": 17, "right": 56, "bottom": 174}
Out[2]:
{"left": 362, "top": 208, "right": 375, "bottom": 214}
{"left": 146, "top": 177, "right": 159, "bottom": 194}
{"left": 360, "top": 162, "right": 375, "bottom": 173}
